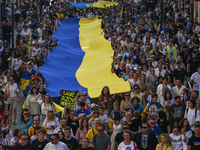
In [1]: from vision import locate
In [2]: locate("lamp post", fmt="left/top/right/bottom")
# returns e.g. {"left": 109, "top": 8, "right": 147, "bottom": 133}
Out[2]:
{"left": 10, "top": 0, "right": 15, "bottom": 50}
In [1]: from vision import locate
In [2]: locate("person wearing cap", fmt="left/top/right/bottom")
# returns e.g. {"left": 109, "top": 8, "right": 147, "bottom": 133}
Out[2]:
{"left": 180, "top": 45, "right": 189, "bottom": 67}
{"left": 31, "top": 76, "right": 40, "bottom": 87}
{"left": 116, "top": 13, "right": 123, "bottom": 23}
{"left": 74, "top": 91, "right": 91, "bottom": 110}
{"left": 86, "top": 118, "right": 101, "bottom": 146}
{"left": 88, "top": 111, "right": 100, "bottom": 129}
{"left": 171, "top": 95, "right": 186, "bottom": 125}
{"left": 21, "top": 61, "right": 36, "bottom": 92}
{"left": 1, "top": 44, "right": 12, "bottom": 72}
{"left": 57, "top": 9, "right": 64, "bottom": 20}
{"left": 1, "top": 20, "right": 12, "bottom": 43}
{"left": 16, "top": 39, "right": 28, "bottom": 59}
{"left": 187, "top": 50, "right": 200, "bottom": 77}
{"left": 188, "top": 125, "right": 200, "bottom": 150}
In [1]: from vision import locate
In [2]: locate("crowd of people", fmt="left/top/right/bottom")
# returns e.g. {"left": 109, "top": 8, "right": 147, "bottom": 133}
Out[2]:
{"left": 0, "top": 0, "right": 200, "bottom": 150}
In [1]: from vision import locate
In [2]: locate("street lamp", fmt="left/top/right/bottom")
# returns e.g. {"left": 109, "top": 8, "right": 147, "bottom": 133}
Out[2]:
{"left": 10, "top": 0, "right": 16, "bottom": 51}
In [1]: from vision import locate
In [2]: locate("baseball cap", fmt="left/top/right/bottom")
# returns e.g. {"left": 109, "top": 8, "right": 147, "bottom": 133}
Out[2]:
{"left": 4, "top": 44, "right": 8, "bottom": 48}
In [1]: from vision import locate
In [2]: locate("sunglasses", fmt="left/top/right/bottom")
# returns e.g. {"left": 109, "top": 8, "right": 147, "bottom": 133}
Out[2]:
{"left": 126, "top": 95, "right": 130, "bottom": 97}
{"left": 134, "top": 88, "right": 139, "bottom": 90}
{"left": 70, "top": 113, "right": 75, "bottom": 115}
{"left": 24, "top": 113, "right": 29, "bottom": 115}
{"left": 82, "top": 95, "right": 87, "bottom": 96}
{"left": 22, "top": 138, "right": 29, "bottom": 141}
{"left": 50, "top": 138, "right": 54, "bottom": 141}
{"left": 10, "top": 79, "right": 13, "bottom": 81}
{"left": 123, "top": 127, "right": 129, "bottom": 129}
{"left": 34, "top": 119, "right": 39, "bottom": 121}
{"left": 150, "top": 122, "right": 156, "bottom": 124}
{"left": 97, "top": 130, "right": 103, "bottom": 132}
{"left": 141, "top": 126, "right": 147, "bottom": 129}
{"left": 183, "top": 96, "right": 188, "bottom": 98}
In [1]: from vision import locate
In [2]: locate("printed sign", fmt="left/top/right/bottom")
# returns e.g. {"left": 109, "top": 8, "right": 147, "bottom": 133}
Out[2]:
{"left": 60, "top": 90, "right": 76, "bottom": 107}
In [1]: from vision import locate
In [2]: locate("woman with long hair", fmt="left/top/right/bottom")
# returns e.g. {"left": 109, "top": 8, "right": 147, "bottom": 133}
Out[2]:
{"left": 173, "top": 56, "right": 186, "bottom": 71}
{"left": 99, "top": 86, "right": 114, "bottom": 113}
{"left": 15, "top": 34, "right": 21, "bottom": 48}
{"left": 10, "top": 129, "right": 21, "bottom": 146}
{"left": 26, "top": 85, "right": 42, "bottom": 119}
{"left": 166, "top": 74, "right": 174, "bottom": 88}
{"left": 156, "top": 133, "right": 174, "bottom": 150}
{"left": 178, "top": 118, "right": 193, "bottom": 144}
{"left": 43, "top": 111, "right": 59, "bottom": 140}
{"left": 147, "top": 68, "right": 158, "bottom": 88}
{"left": 124, "top": 112, "right": 140, "bottom": 134}
{"left": 164, "top": 105, "right": 174, "bottom": 133}
{"left": 120, "top": 92, "right": 131, "bottom": 116}
{"left": 130, "top": 84, "right": 146, "bottom": 108}
{"left": 118, "top": 130, "right": 137, "bottom": 150}
{"left": 157, "top": 111, "right": 170, "bottom": 134}
{"left": 75, "top": 117, "right": 90, "bottom": 145}
{"left": 184, "top": 99, "right": 200, "bottom": 131}
{"left": 18, "top": 108, "right": 33, "bottom": 133}
{"left": 33, "top": 94, "right": 55, "bottom": 125}
{"left": 161, "top": 91, "right": 175, "bottom": 107}
{"left": 169, "top": 126, "right": 187, "bottom": 150}
{"left": 111, "top": 111, "right": 122, "bottom": 150}
{"left": 139, "top": 73, "right": 148, "bottom": 92}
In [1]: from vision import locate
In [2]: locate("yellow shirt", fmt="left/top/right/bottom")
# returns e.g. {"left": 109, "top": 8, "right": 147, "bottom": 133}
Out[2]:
{"left": 28, "top": 125, "right": 47, "bottom": 136}
{"left": 156, "top": 144, "right": 174, "bottom": 150}
{"left": 57, "top": 13, "right": 64, "bottom": 19}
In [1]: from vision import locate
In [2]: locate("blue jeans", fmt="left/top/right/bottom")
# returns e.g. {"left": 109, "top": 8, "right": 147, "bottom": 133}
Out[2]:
{"left": 40, "top": 114, "right": 46, "bottom": 125}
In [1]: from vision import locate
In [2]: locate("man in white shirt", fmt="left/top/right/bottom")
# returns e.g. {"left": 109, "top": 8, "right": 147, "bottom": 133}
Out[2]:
{"left": 44, "top": 133, "right": 69, "bottom": 150}
{"left": 190, "top": 66, "right": 200, "bottom": 97}
{"left": 155, "top": 61, "right": 166, "bottom": 77}
{"left": 157, "top": 77, "right": 171, "bottom": 95}
{"left": 172, "top": 79, "right": 186, "bottom": 97}
{"left": 54, "top": 118, "right": 75, "bottom": 137}
{"left": 150, "top": 35, "right": 159, "bottom": 51}
{"left": 150, "top": 54, "right": 158, "bottom": 68}
{"left": 37, "top": 23, "right": 43, "bottom": 38}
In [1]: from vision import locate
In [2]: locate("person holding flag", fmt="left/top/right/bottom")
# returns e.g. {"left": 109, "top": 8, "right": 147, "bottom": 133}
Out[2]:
{"left": 75, "top": 91, "right": 91, "bottom": 110}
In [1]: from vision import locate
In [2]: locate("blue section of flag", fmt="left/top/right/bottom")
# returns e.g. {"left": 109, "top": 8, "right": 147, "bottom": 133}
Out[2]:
{"left": 39, "top": 18, "right": 88, "bottom": 97}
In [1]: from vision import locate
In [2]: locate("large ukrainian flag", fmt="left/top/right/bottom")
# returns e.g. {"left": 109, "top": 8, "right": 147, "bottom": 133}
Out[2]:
{"left": 39, "top": 17, "right": 130, "bottom": 98}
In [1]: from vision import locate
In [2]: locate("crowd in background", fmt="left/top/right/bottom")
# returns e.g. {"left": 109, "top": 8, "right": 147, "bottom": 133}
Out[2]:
{"left": 0, "top": 0, "right": 200, "bottom": 150}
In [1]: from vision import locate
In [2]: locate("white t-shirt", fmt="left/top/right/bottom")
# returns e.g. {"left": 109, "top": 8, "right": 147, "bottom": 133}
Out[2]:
{"left": 190, "top": 72, "right": 200, "bottom": 91}
{"left": 118, "top": 141, "right": 136, "bottom": 150}
{"left": 43, "top": 117, "right": 60, "bottom": 135}
{"left": 11, "top": 58, "right": 22, "bottom": 71}
{"left": 44, "top": 141, "right": 69, "bottom": 150}
{"left": 184, "top": 108, "right": 200, "bottom": 131}
{"left": 38, "top": 100, "right": 55, "bottom": 115}
{"left": 99, "top": 114, "right": 109, "bottom": 123}
{"left": 3, "top": 83, "right": 19, "bottom": 97}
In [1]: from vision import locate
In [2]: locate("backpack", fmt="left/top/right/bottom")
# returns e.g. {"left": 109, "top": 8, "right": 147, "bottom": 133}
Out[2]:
{"left": 186, "top": 108, "right": 197, "bottom": 119}
{"left": 186, "top": 108, "right": 199, "bottom": 125}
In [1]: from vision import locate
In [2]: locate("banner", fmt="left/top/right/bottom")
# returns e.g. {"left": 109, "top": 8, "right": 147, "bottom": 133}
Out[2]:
{"left": 60, "top": 90, "right": 76, "bottom": 107}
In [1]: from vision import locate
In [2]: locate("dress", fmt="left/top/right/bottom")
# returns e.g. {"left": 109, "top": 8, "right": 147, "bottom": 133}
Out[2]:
{"left": 111, "top": 123, "right": 122, "bottom": 150}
